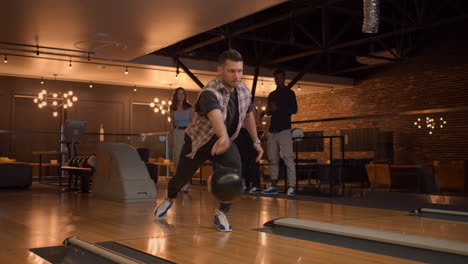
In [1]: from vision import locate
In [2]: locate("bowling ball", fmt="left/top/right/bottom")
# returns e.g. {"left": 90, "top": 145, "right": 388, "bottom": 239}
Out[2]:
{"left": 76, "top": 157, "right": 84, "bottom": 167}
{"left": 82, "top": 156, "right": 90, "bottom": 168}
{"left": 291, "top": 128, "right": 304, "bottom": 142}
{"left": 210, "top": 168, "right": 242, "bottom": 202}
{"left": 71, "top": 157, "right": 79, "bottom": 167}
{"left": 87, "top": 156, "right": 96, "bottom": 168}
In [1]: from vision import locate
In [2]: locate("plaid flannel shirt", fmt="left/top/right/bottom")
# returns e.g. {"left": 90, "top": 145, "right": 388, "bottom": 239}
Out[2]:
{"left": 185, "top": 77, "right": 251, "bottom": 158}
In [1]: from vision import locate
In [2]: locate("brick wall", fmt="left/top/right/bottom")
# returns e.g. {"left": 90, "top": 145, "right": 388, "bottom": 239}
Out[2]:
{"left": 294, "top": 62, "right": 468, "bottom": 165}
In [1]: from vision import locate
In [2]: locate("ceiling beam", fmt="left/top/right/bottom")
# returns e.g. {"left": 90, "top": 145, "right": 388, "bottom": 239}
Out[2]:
{"left": 330, "top": 50, "right": 397, "bottom": 62}
{"left": 251, "top": 63, "right": 260, "bottom": 103}
{"left": 332, "top": 62, "right": 394, "bottom": 75}
{"left": 175, "top": 57, "right": 205, "bottom": 88}
{"left": 387, "top": 0, "right": 417, "bottom": 24}
{"left": 296, "top": 23, "right": 322, "bottom": 48}
{"left": 271, "top": 14, "right": 468, "bottom": 64}
{"left": 286, "top": 55, "right": 322, "bottom": 89}
{"left": 234, "top": 35, "right": 314, "bottom": 49}
{"left": 178, "top": 0, "right": 346, "bottom": 54}
{"left": 328, "top": 6, "right": 404, "bottom": 25}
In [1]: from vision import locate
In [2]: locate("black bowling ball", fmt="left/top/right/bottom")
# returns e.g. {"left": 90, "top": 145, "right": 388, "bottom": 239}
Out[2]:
{"left": 210, "top": 168, "right": 242, "bottom": 202}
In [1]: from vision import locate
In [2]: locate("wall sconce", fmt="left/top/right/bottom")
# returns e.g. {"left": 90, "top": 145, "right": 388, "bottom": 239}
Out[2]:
{"left": 414, "top": 117, "right": 447, "bottom": 135}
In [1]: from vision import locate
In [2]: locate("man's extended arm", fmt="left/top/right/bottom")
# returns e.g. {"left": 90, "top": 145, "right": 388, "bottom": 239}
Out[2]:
{"left": 207, "top": 109, "right": 231, "bottom": 156}
{"left": 243, "top": 111, "right": 264, "bottom": 162}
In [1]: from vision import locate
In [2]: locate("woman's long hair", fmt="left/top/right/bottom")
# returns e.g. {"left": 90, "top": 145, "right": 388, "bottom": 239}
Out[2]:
{"left": 170, "top": 87, "right": 192, "bottom": 111}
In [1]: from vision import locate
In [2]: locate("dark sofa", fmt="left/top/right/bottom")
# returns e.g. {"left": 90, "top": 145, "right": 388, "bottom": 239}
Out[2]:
{"left": 0, "top": 162, "right": 33, "bottom": 188}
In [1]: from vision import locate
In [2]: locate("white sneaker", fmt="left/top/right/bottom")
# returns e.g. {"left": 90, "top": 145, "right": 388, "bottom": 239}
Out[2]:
{"left": 287, "top": 187, "right": 296, "bottom": 196}
{"left": 182, "top": 183, "right": 190, "bottom": 193}
{"left": 213, "top": 209, "right": 232, "bottom": 232}
{"left": 153, "top": 199, "right": 174, "bottom": 218}
{"left": 249, "top": 187, "right": 261, "bottom": 195}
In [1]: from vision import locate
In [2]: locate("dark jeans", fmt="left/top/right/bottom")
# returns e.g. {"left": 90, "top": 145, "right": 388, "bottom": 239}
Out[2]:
{"left": 245, "top": 162, "right": 261, "bottom": 189}
{"left": 167, "top": 134, "right": 242, "bottom": 213}
{"left": 235, "top": 128, "right": 260, "bottom": 189}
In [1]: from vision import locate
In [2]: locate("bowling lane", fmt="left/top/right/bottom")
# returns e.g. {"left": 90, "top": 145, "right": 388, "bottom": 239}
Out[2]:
{"left": 116, "top": 230, "right": 420, "bottom": 264}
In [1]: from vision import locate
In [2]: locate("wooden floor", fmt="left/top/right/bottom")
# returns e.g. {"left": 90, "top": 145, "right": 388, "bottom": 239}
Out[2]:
{"left": 0, "top": 179, "right": 467, "bottom": 264}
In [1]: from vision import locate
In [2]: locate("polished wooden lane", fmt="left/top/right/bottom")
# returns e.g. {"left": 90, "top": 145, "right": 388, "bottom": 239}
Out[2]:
{"left": 0, "top": 180, "right": 467, "bottom": 263}
{"left": 120, "top": 230, "right": 421, "bottom": 264}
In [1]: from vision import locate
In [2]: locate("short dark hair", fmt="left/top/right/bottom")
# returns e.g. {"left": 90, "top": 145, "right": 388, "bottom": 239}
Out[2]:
{"left": 218, "top": 49, "right": 243, "bottom": 65}
{"left": 273, "top": 68, "right": 286, "bottom": 76}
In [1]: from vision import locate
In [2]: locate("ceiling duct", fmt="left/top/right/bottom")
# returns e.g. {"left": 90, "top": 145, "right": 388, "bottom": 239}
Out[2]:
{"left": 362, "top": 0, "right": 380, "bottom": 33}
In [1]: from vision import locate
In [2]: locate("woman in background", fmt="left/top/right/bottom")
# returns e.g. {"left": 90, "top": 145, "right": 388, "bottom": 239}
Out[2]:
{"left": 170, "top": 87, "right": 193, "bottom": 192}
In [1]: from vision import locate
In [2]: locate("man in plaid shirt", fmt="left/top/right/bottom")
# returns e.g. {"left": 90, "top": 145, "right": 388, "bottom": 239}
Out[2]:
{"left": 154, "top": 49, "right": 263, "bottom": 232}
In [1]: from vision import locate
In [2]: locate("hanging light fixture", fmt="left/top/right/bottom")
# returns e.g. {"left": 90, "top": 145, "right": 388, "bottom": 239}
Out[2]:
{"left": 125, "top": 66, "right": 129, "bottom": 75}
{"left": 149, "top": 96, "right": 171, "bottom": 120}
{"left": 414, "top": 116, "right": 447, "bottom": 135}
{"left": 175, "top": 62, "right": 180, "bottom": 80}
{"left": 32, "top": 74, "right": 78, "bottom": 117}
{"left": 68, "top": 58, "right": 72, "bottom": 69}
{"left": 3, "top": 54, "right": 7, "bottom": 64}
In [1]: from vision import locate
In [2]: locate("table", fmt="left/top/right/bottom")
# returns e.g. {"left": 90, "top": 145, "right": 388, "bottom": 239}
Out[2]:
{"left": 60, "top": 166, "right": 94, "bottom": 193}
{"left": 32, "top": 151, "right": 62, "bottom": 183}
